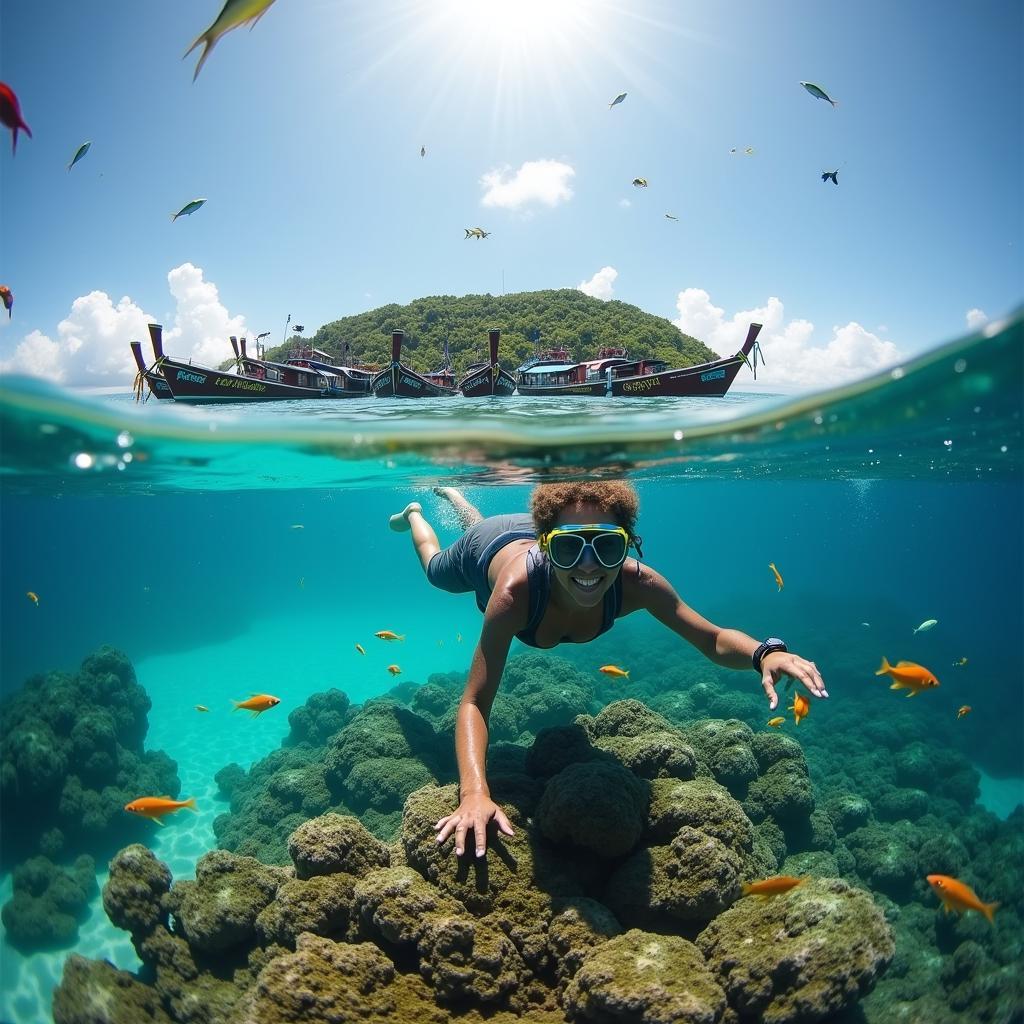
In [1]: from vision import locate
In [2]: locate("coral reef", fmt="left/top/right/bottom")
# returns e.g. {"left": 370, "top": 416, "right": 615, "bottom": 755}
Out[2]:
{"left": 1, "top": 854, "right": 97, "bottom": 953}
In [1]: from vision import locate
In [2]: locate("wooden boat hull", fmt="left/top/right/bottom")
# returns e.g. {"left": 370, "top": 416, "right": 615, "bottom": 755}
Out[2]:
{"left": 130, "top": 340, "right": 173, "bottom": 399}
{"left": 459, "top": 364, "right": 517, "bottom": 397}
{"left": 159, "top": 357, "right": 329, "bottom": 402}
{"left": 370, "top": 363, "right": 459, "bottom": 398}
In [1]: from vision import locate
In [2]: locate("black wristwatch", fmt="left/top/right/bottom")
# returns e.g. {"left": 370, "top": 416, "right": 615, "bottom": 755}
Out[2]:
{"left": 752, "top": 638, "right": 788, "bottom": 672}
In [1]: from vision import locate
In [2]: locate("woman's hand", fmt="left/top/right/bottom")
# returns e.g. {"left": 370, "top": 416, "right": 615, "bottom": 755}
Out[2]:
{"left": 435, "top": 793, "right": 515, "bottom": 857}
{"left": 761, "top": 651, "right": 828, "bottom": 709}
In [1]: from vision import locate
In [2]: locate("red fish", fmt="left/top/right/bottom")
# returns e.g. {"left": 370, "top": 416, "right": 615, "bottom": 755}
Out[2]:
{"left": 0, "top": 285, "right": 13, "bottom": 318}
{"left": 0, "top": 83, "right": 31, "bottom": 154}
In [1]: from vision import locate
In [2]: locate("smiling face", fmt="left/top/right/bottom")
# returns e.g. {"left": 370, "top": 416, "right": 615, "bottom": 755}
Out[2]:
{"left": 549, "top": 501, "right": 626, "bottom": 609}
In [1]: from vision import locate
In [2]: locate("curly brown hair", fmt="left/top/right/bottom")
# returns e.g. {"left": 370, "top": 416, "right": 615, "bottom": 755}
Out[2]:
{"left": 530, "top": 481, "right": 640, "bottom": 536}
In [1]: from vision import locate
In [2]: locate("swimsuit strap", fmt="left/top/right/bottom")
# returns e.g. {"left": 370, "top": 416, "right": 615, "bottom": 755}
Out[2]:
{"left": 516, "top": 546, "right": 550, "bottom": 646}
{"left": 599, "top": 571, "right": 624, "bottom": 636}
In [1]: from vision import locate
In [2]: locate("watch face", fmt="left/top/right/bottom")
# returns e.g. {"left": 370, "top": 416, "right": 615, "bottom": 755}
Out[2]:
{"left": 765, "top": 638, "right": 784, "bottom": 646}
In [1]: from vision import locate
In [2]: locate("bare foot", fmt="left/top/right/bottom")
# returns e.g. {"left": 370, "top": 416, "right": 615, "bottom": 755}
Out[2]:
{"left": 433, "top": 486, "right": 483, "bottom": 530}
{"left": 388, "top": 501, "right": 422, "bottom": 532}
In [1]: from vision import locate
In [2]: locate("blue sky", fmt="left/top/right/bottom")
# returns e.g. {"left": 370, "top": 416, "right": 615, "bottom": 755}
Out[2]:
{"left": 0, "top": 0, "right": 1021, "bottom": 391}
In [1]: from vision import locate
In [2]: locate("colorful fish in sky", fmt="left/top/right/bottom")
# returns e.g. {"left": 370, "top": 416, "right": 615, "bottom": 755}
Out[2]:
{"left": 0, "top": 82, "right": 31, "bottom": 154}
{"left": 172, "top": 199, "right": 207, "bottom": 221}
{"left": 68, "top": 141, "right": 91, "bottom": 171}
{"left": 185, "top": 0, "right": 278, "bottom": 82}
{"left": 1, "top": 286, "right": 13, "bottom": 318}
{"left": 800, "top": 81, "right": 838, "bottom": 107}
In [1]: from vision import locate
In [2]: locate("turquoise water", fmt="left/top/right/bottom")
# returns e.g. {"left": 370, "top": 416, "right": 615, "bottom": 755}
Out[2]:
{"left": 0, "top": 313, "right": 1021, "bottom": 1023}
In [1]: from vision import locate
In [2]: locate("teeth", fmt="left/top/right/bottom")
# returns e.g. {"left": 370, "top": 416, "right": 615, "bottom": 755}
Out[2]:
{"left": 573, "top": 577, "right": 599, "bottom": 588}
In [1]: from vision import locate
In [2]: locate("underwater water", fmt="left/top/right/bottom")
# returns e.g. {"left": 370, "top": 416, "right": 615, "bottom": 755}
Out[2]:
{"left": 0, "top": 314, "right": 1021, "bottom": 1024}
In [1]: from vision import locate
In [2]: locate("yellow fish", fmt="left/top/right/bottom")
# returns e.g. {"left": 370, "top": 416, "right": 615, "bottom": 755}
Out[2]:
{"left": 599, "top": 665, "right": 630, "bottom": 679}
{"left": 184, "top": 0, "right": 278, "bottom": 82}
{"left": 957, "top": 705, "right": 971, "bottom": 719}
{"left": 766, "top": 717, "right": 785, "bottom": 728}
{"left": 768, "top": 562, "right": 784, "bottom": 591}
{"left": 387, "top": 664, "right": 401, "bottom": 676}
{"left": 355, "top": 643, "right": 366, "bottom": 655}
{"left": 375, "top": 630, "right": 404, "bottom": 641}
{"left": 194, "top": 705, "right": 210, "bottom": 713}
{"left": 26, "top": 591, "right": 39, "bottom": 606}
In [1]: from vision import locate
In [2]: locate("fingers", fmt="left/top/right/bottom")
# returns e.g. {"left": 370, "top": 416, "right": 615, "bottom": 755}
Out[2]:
{"left": 762, "top": 675, "right": 778, "bottom": 710}
{"left": 495, "top": 809, "right": 515, "bottom": 838}
{"left": 795, "top": 659, "right": 828, "bottom": 698}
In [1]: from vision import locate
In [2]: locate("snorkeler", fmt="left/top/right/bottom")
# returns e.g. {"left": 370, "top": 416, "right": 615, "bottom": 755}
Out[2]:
{"left": 389, "top": 481, "right": 827, "bottom": 859}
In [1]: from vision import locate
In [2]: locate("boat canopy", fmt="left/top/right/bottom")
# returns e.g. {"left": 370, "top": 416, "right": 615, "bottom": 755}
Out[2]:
{"left": 526, "top": 363, "right": 579, "bottom": 374}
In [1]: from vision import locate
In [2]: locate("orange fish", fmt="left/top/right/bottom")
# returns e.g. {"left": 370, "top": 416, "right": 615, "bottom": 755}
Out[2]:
{"left": 375, "top": 630, "right": 404, "bottom": 641}
{"left": 599, "top": 665, "right": 630, "bottom": 679}
{"left": 355, "top": 643, "right": 366, "bottom": 655}
{"left": 742, "top": 875, "right": 806, "bottom": 897}
{"left": 26, "top": 591, "right": 39, "bottom": 606}
{"left": 194, "top": 705, "right": 209, "bottom": 713}
{"left": 124, "top": 796, "right": 197, "bottom": 825}
{"left": 232, "top": 694, "right": 281, "bottom": 716}
{"left": 957, "top": 705, "right": 971, "bottom": 719}
{"left": 766, "top": 717, "right": 785, "bottom": 728}
{"left": 387, "top": 664, "right": 401, "bottom": 676}
{"left": 768, "top": 562, "right": 784, "bottom": 591}
{"left": 0, "top": 83, "right": 31, "bottom": 155}
{"left": 0, "top": 284, "right": 13, "bottom": 318}
{"left": 789, "top": 692, "right": 810, "bottom": 725}
{"left": 927, "top": 874, "right": 999, "bottom": 924}
{"left": 875, "top": 657, "right": 940, "bottom": 697}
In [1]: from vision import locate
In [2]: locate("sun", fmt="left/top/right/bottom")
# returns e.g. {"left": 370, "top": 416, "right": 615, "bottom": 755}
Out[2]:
{"left": 437, "top": 0, "right": 593, "bottom": 48}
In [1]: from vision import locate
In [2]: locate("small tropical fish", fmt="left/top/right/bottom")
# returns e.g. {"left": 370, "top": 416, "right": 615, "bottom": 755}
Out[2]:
{"left": 184, "top": 0, "right": 278, "bottom": 81}
{"left": 26, "top": 591, "right": 39, "bottom": 606}
{"left": 766, "top": 717, "right": 785, "bottom": 728}
{"left": 172, "top": 198, "right": 207, "bottom": 221}
{"left": 744, "top": 146, "right": 755, "bottom": 155}
{"left": 298, "top": 577, "right": 304, "bottom": 588}
{"left": 789, "top": 693, "right": 810, "bottom": 725}
{"left": 861, "top": 622, "right": 871, "bottom": 628}
{"left": 957, "top": 705, "right": 971, "bottom": 719}
{"left": 290, "top": 524, "right": 304, "bottom": 529}
{"left": 632, "top": 178, "right": 648, "bottom": 187}
{"left": 926, "top": 874, "right": 999, "bottom": 924}
{"left": 875, "top": 656, "right": 940, "bottom": 697}
{"left": 387, "top": 664, "right": 401, "bottom": 676}
{"left": 741, "top": 875, "right": 806, "bottom": 897}
{"left": 0, "top": 284, "right": 12, "bottom": 317}
{"left": 0, "top": 82, "right": 32, "bottom": 154}
{"left": 68, "top": 141, "right": 91, "bottom": 172}
{"left": 800, "top": 81, "right": 837, "bottom": 107}
{"left": 194, "top": 705, "right": 210, "bottom": 713}
{"left": 355, "top": 643, "right": 366, "bottom": 655}
{"left": 456, "top": 632, "right": 462, "bottom": 643}
{"left": 375, "top": 630, "right": 404, "bottom": 641}
{"left": 664, "top": 213, "right": 679, "bottom": 221}
{"left": 124, "top": 795, "right": 197, "bottom": 825}
{"left": 953, "top": 657, "right": 968, "bottom": 668}
{"left": 821, "top": 170, "right": 839, "bottom": 185}
{"left": 420, "top": 145, "right": 426, "bottom": 157}
{"left": 609, "top": 92, "right": 627, "bottom": 109}
{"left": 464, "top": 227, "right": 491, "bottom": 239}
{"left": 768, "top": 562, "right": 784, "bottom": 591}
{"left": 913, "top": 619, "right": 938, "bottom": 635}
{"left": 232, "top": 693, "right": 281, "bottom": 715}
{"left": 599, "top": 665, "right": 630, "bottom": 679}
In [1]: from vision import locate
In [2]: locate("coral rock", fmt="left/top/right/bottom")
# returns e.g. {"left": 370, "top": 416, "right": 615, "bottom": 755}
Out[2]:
{"left": 287, "top": 812, "right": 391, "bottom": 880}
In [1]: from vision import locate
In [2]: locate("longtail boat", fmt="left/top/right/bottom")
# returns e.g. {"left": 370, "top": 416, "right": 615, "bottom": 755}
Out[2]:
{"left": 153, "top": 326, "right": 336, "bottom": 402}
{"left": 515, "top": 322, "right": 764, "bottom": 397}
{"left": 458, "top": 329, "right": 517, "bottom": 397}
{"left": 370, "top": 330, "right": 459, "bottom": 398}
{"left": 284, "top": 344, "right": 373, "bottom": 397}
{"left": 130, "top": 340, "right": 173, "bottom": 400}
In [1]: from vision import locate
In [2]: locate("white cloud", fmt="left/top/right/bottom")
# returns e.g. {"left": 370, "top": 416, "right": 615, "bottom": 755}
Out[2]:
{"left": 618, "top": 198, "right": 632, "bottom": 209}
{"left": 578, "top": 266, "right": 618, "bottom": 301}
{"left": 480, "top": 159, "right": 575, "bottom": 210}
{"left": 672, "top": 288, "right": 904, "bottom": 392}
{"left": 965, "top": 307, "right": 988, "bottom": 330}
{"left": 0, "top": 263, "right": 247, "bottom": 388}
